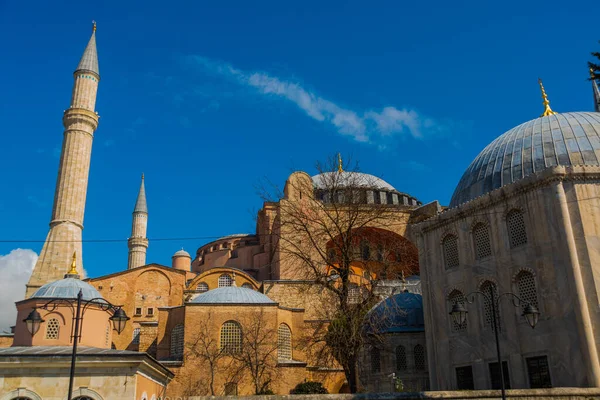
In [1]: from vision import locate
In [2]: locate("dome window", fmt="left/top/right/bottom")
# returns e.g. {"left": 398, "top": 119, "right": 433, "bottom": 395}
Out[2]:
{"left": 196, "top": 282, "right": 209, "bottom": 293}
{"left": 218, "top": 274, "right": 233, "bottom": 288}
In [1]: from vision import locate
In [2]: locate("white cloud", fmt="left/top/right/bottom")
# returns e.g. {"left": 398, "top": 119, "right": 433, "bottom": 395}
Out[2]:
{"left": 0, "top": 249, "right": 37, "bottom": 332}
{"left": 186, "top": 56, "right": 436, "bottom": 144}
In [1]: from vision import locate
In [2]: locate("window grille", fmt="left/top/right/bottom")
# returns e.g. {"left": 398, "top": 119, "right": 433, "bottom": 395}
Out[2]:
{"left": 135, "top": 307, "right": 142, "bottom": 316}
{"left": 414, "top": 344, "right": 425, "bottom": 370}
{"left": 443, "top": 235, "right": 460, "bottom": 268}
{"left": 506, "top": 209, "right": 527, "bottom": 248}
{"left": 489, "top": 361, "right": 511, "bottom": 389}
{"left": 516, "top": 271, "right": 538, "bottom": 310}
{"left": 456, "top": 366, "right": 474, "bottom": 390}
{"left": 526, "top": 356, "right": 552, "bottom": 388}
{"left": 218, "top": 274, "right": 233, "bottom": 288}
{"left": 481, "top": 281, "right": 499, "bottom": 330}
{"left": 396, "top": 345, "right": 407, "bottom": 370}
{"left": 105, "top": 323, "right": 110, "bottom": 346}
{"left": 371, "top": 347, "right": 381, "bottom": 373}
{"left": 278, "top": 324, "right": 292, "bottom": 360}
{"left": 473, "top": 223, "right": 492, "bottom": 259}
{"left": 45, "top": 318, "right": 60, "bottom": 340}
{"left": 448, "top": 290, "right": 467, "bottom": 332}
{"left": 220, "top": 321, "right": 242, "bottom": 354}
{"left": 170, "top": 324, "right": 184, "bottom": 358}
{"left": 196, "top": 282, "right": 209, "bottom": 293}
{"left": 147, "top": 307, "right": 154, "bottom": 316}
{"left": 348, "top": 285, "right": 361, "bottom": 304}
{"left": 132, "top": 327, "right": 140, "bottom": 344}
{"left": 241, "top": 283, "right": 253, "bottom": 290}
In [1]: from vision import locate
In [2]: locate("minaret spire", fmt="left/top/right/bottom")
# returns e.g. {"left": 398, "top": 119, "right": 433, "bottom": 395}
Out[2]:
{"left": 337, "top": 153, "right": 343, "bottom": 173}
{"left": 590, "top": 68, "right": 600, "bottom": 113}
{"left": 26, "top": 25, "right": 101, "bottom": 297}
{"left": 538, "top": 78, "right": 557, "bottom": 117}
{"left": 128, "top": 174, "right": 149, "bottom": 269}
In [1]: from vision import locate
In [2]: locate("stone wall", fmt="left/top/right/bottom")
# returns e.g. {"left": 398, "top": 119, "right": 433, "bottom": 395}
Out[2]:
{"left": 179, "top": 387, "right": 600, "bottom": 400}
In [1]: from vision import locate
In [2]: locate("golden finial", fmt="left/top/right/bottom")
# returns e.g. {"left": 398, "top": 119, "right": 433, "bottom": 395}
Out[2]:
{"left": 590, "top": 67, "right": 596, "bottom": 80}
{"left": 67, "top": 252, "right": 78, "bottom": 275}
{"left": 538, "top": 78, "right": 557, "bottom": 117}
{"left": 337, "top": 153, "right": 343, "bottom": 173}
{"left": 92, "top": 20, "right": 97, "bottom": 32}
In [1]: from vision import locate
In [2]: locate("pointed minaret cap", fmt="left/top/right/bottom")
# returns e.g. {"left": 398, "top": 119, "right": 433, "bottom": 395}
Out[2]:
{"left": 64, "top": 252, "right": 81, "bottom": 279}
{"left": 75, "top": 21, "right": 99, "bottom": 77}
{"left": 590, "top": 68, "right": 600, "bottom": 113}
{"left": 134, "top": 173, "right": 148, "bottom": 213}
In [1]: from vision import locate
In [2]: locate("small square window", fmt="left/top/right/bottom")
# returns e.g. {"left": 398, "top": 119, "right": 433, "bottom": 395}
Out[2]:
{"left": 147, "top": 307, "right": 154, "bottom": 316}
{"left": 135, "top": 307, "right": 142, "bottom": 316}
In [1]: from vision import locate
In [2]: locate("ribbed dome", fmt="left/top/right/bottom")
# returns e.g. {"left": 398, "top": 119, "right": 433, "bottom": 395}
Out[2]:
{"left": 32, "top": 278, "right": 103, "bottom": 302}
{"left": 451, "top": 112, "right": 600, "bottom": 207}
{"left": 312, "top": 171, "right": 396, "bottom": 191}
{"left": 367, "top": 292, "right": 424, "bottom": 333}
{"left": 190, "top": 286, "right": 276, "bottom": 304}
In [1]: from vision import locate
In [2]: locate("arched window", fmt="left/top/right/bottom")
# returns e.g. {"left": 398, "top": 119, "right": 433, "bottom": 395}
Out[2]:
{"left": 361, "top": 241, "right": 371, "bottom": 261}
{"left": 277, "top": 324, "right": 292, "bottom": 360}
{"left": 516, "top": 271, "right": 538, "bottom": 309}
{"left": 220, "top": 321, "right": 242, "bottom": 354}
{"left": 218, "top": 274, "right": 233, "bottom": 288}
{"left": 473, "top": 223, "right": 492, "bottom": 259}
{"left": 371, "top": 347, "right": 381, "bottom": 373}
{"left": 132, "top": 327, "right": 140, "bottom": 344}
{"left": 241, "top": 283, "right": 254, "bottom": 290}
{"left": 507, "top": 209, "right": 527, "bottom": 248}
{"left": 480, "top": 281, "right": 499, "bottom": 330}
{"left": 396, "top": 345, "right": 407, "bottom": 370}
{"left": 45, "top": 318, "right": 60, "bottom": 340}
{"left": 414, "top": 344, "right": 425, "bottom": 370}
{"left": 196, "top": 282, "right": 209, "bottom": 292}
{"left": 442, "top": 234, "right": 459, "bottom": 269}
{"left": 448, "top": 290, "right": 467, "bottom": 332}
{"left": 170, "top": 324, "right": 184, "bottom": 358}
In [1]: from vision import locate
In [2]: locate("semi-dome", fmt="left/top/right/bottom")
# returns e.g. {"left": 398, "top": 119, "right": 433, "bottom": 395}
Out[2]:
{"left": 366, "top": 292, "right": 424, "bottom": 333}
{"left": 190, "top": 286, "right": 276, "bottom": 304}
{"left": 312, "top": 171, "right": 396, "bottom": 191}
{"left": 451, "top": 112, "right": 600, "bottom": 207}
{"left": 32, "top": 278, "right": 104, "bottom": 302}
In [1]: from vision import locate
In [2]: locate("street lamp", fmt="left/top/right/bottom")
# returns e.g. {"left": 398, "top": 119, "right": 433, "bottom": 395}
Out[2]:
{"left": 24, "top": 289, "right": 129, "bottom": 400}
{"left": 449, "top": 287, "right": 540, "bottom": 400}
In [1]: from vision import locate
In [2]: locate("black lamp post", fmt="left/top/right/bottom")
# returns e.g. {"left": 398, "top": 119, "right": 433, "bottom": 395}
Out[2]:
{"left": 24, "top": 289, "right": 129, "bottom": 400}
{"left": 449, "top": 287, "right": 540, "bottom": 400}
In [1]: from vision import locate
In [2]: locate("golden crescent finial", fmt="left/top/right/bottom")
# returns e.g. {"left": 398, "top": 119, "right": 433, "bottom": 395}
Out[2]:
{"left": 92, "top": 20, "right": 97, "bottom": 32}
{"left": 538, "top": 78, "right": 557, "bottom": 117}
{"left": 590, "top": 67, "right": 596, "bottom": 79}
{"left": 67, "top": 252, "right": 78, "bottom": 275}
{"left": 337, "top": 153, "right": 343, "bottom": 173}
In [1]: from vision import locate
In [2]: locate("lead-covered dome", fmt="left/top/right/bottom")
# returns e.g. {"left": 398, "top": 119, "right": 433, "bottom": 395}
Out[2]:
{"left": 451, "top": 112, "right": 600, "bottom": 207}
{"left": 366, "top": 292, "right": 424, "bottom": 333}
{"left": 312, "top": 171, "right": 396, "bottom": 191}
{"left": 32, "top": 278, "right": 103, "bottom": 301}
{"left": 190, "top": 286, "right": 276, "bottom": 304}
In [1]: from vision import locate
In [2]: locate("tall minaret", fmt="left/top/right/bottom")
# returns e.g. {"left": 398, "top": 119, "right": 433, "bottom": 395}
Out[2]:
{"left": 26, "top": 23, "right": 100, "bottom": 298}
{"left": 128, "top": 174, "right": 149, "bottom": 269}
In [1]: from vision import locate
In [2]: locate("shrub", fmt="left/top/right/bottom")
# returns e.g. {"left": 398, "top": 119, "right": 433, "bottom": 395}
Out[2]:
{"left": 290, "top": 381, "right": 328, "bottom": 394}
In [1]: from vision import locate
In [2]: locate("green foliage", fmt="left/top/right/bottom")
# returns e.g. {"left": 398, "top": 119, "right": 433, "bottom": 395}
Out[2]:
{"left": 290, "top": 381, "right": 329, "bottom": 394}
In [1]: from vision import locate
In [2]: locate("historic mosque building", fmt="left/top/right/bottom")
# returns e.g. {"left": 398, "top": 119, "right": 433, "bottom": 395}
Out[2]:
{"left": 2, "top": 24, "right": 600, "bottom": 399}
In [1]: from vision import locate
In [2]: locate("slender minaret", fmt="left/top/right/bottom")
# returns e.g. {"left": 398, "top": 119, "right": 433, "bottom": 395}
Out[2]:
{"left": 591, "top": 68, "right": 600, "bottom": 112}
{"left": 26, "top": 23, "right": 100, "bottom": 297}
{"left": 128, "top": 174, "right": 149, "bottom": 269}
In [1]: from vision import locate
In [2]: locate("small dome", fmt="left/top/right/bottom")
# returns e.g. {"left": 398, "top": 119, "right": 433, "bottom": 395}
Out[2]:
{"left": 367, "top": 292, "right": 424, "bottom": 333}
{"left": 173, "top": 249, "right": 191, "bottom": 258}
{"left": 451, "top": 112, "right": 600, "bottom": 207}
{"left": 190, "top": 286, "right": 276, "bottom": 304}
{"left": 32, "top": 278, "right": 103, "bottom": 302}
{"left": 312, "top": 171, "right": 396, "bottom": 191}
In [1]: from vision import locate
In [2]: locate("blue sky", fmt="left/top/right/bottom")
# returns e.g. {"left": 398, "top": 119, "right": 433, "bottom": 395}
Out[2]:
{"left": 0, "top": 0, "right": 598, "bottom": 280}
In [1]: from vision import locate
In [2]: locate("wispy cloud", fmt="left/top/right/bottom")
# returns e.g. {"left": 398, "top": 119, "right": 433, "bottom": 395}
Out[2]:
{"left": 184, "top": 56, "right": 440, "bottom": 144}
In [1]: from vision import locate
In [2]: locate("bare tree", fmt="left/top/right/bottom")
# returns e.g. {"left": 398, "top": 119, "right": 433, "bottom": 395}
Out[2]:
{"left": 258, "top": 154, "right": 419, "bottom": 393}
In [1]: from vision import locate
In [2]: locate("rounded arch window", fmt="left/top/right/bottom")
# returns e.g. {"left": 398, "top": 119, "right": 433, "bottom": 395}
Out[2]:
{"left": 218, "top": 274, "right": 233, "bottom": 288}
{"left": 220, "top": 320, "right": 242, "bottom": 353}
{"left": 396, "top": 345, "right": 407, "bottom": 370}
{"left": 414, "top": 344, "right": 426, "bottom": 370}
{"left": 472, "top": 223, "right": 492, "bottom": 259}
{"left": 442, "top": 234, "right": 459, "bottom": 269}
{"left": 516, "top": 271, "right": 538, "bottom": 310}
{"left": 196, "top": 282, "right": 209, "bottom": 292}
{"left": 480, "top": 281, "right": 499, "bottom": 330}
{"left": 277, "top": 324, "right": 292, "bottom": 360}
{"left": 506, "top": 209, "right": 527, "bottom": 248}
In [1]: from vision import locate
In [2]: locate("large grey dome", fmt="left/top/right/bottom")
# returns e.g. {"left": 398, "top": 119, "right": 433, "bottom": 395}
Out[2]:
{"left": 190, "top": 286, "right": 276, "bottom": 304}
{"left": 450, "top": 112, "right": 600, "bottom": 207}
{"left": 312, "top": 172, "right": 396, "bottom": 191}
{"left": 32, "top": 278, "right": 103, "bottom": 302}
